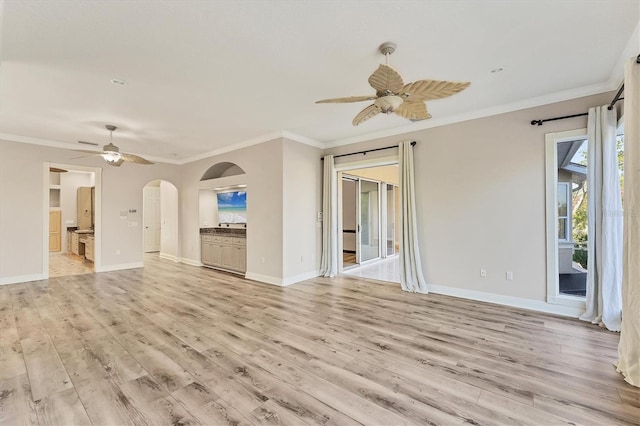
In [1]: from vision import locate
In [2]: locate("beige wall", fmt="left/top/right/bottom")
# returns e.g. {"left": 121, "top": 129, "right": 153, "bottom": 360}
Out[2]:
{"left": 282, "top": 138, "right": 322, "bottom": 281}
{"left": 0, "top": 140, "right": 182, "bottom": 283}
{"left": 325, "top": 92, "right": 614, "bottom": 302}
{"left": 179, "top": 139, "right": 285, "bottom": 282}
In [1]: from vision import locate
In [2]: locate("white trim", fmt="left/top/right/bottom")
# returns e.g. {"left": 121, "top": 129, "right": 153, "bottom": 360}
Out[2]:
{"left": 179, "top": 257, "right": 203, "bottom": 267}
{"left": 544, "top": 129, "right": 588, "bottom": 307}
{"left": 244, "top": 272, "right": 285, "bottom": 286}
{"left": 428, "top": 284, "right": 584, "bottom": 318}
{"left": 323, "top": 82, "right": 613, "bottom": 149}
{"left": 281, "top": 131, "right": 324, "bottom": 148}
{"left": 95, "top": 262, "right": 144, "bottom": 273}
{"left": 177, "top": 130, "right": 322, "bottom": 165}
{"left": 159, "top": 252, "right": 179, "bottom": 262}
{"left": 0, "top": 273, "right": 48, "bottom": 286}
{"left": 281, "top": 270, "right": 320, "bottom": 286}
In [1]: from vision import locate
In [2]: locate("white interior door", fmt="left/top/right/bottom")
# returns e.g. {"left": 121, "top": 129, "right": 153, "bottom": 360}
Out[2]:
{"left": 143, "top": 186, "right": 161, "bottom": 252}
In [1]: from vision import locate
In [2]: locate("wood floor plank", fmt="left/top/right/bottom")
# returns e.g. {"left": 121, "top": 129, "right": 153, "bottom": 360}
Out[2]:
{"left": 0, "top": 374, "right": 38, "bottom": 426}
{"left": 20, "top": 334, "right": 73, "bottom": 402}
{"left": 34, "top": 387, "right": 91, "bottom": 426}
{"left": 1, "top": 254, "right": 637, "bottom": 425}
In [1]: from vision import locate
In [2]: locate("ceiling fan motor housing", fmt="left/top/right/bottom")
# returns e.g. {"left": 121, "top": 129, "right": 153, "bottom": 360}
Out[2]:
{"left": 375, "top": 95, "right": 403, "bottom": 113}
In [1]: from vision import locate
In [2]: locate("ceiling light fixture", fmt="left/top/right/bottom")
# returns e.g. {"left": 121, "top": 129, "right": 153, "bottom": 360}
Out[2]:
{"left": 101, "top": 125, "right": 122, "bottom": 164}
{"left": 110, "top": 78, "right": 127, "bottom": 85}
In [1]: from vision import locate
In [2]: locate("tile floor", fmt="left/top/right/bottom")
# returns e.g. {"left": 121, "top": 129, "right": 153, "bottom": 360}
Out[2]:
{"left": 342, "top": 255, "right": 400, "bottom": 283}
{"left": 49, "top": 252, "right": 94, "bottom": 277}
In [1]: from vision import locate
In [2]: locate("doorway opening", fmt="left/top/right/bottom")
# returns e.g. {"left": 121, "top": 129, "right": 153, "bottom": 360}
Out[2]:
{"left": 143, "top": 180, "right": 179, "bottom": 263}
{"left": 339, "top": 163, "right": 400, "bottom": 283}
{"left": 44, "top": 163, "right": 101, "bottom": 278}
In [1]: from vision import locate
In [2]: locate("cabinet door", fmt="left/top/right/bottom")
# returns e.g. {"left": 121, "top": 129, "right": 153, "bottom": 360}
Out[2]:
{"left": 211, "top": 244, "right": 223, "bottom": 267}
{"left": 77, "top": 187, "right": 92, "bottom": 230}
{"left": 49, "top": 211, "right": 62, "bottom": 252}
{"left": 201, "top": 241, "right": 212, "bottom": 265}
{"left": 221, "top": 244, "right": 234, "bottom": 268}
{"left": 232, "top": 246, "right": 246, "bottom": 272}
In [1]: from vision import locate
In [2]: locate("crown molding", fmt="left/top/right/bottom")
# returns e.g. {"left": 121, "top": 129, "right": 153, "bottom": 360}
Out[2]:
{"left": 281, "top": 130, "right": 324, "bottom": 148}
{"left": 175, "top": 131, "right": 284, "bottom": 164}
{"left": 322, "top": 80, "right": 616, "bottom": 149}
{"left": 175, "top": 130, "right": 323, "bottom": 164}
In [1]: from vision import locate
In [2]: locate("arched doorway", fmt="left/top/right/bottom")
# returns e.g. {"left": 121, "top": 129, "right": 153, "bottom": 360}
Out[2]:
{"left": 143, "top": 179, "right": 179, "bottom": 262}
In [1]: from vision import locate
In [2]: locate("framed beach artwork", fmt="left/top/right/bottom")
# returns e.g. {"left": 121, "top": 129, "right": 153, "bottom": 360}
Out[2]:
{"left": 217, "top": 191, "right": 247, "bottom": 223}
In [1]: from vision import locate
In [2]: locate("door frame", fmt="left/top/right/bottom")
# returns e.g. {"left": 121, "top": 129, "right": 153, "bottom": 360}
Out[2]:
{"left": 335, "top": 154, "right": 398, "bottom": 273}
{"left": 356, "top": 177, "right": 382, "bottom": 265}
{"left": 544, "top": 129, "right": 587, "bottom": 309}
{"left": 42, "top": 162, "right": 102, "bottom": 277}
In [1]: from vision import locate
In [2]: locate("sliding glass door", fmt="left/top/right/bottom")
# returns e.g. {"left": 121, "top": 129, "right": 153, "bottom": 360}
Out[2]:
{"left": 358, "top": 179, "right": 380, "bottom": 263}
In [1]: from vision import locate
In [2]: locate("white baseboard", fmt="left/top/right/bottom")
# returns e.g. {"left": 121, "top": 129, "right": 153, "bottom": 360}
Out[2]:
{"left": 244, "top": 272, "right": 285, "bottom": 286}
{"left": 282, "top": 270, "right": 320, "bottom": 286}
{"left": 159, "top": 252, "right": 178, "bottom": 262}
{"left": 179, "top": 257, "right": 203, "bottom": 267}
{"left": 428, "top": 284, "right": 583, "bottom": 318}
{"left": 0, "top": 273, "right": 47, "bottom": 286}
{"left": 95, "top": 262, "right": 144, "bottom": 273}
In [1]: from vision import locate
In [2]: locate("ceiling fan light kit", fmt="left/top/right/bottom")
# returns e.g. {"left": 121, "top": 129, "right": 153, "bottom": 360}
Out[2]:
{"left": 316, "top": 42, "right": 470, "bottom": 126}
{"left": 72, "top": 125, "right": 154, "bottom": 166}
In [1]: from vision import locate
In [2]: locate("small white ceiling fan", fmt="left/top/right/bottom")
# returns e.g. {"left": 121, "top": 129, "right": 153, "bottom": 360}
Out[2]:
{"left": 316, "top": 42, "right": 471, "bottom": 126}
{"left": 73, "top": 125, "right": 154, "bottom": 166}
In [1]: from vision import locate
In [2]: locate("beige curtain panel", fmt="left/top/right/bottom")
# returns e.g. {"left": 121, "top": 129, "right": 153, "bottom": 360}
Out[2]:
{"left": 617, "top": 57, "right": 640, "bottom": 388}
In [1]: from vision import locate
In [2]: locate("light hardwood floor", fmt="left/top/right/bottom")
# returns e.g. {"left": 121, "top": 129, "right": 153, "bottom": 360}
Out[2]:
{"left": 1, "top": 255, "right": 638, "bottom": 425}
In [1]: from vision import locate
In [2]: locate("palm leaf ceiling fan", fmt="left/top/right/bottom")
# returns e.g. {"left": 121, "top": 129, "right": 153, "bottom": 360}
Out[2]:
{"left": 73, "top": 125, "right": 154, "bottom": 166}
{"left": 316, "top": 42, "right": 470, "bottom": 126}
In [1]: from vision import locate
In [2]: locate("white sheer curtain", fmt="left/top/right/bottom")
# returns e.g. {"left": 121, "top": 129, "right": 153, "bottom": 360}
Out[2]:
{"left": 579, "top": 105, "right": 623, "bottom": 331}
{"left": 319, "top": 155, "right": 338, "bottom": 277}
{"left": 399, "top": 141, "right": 428, "bottom": 293}
{"left": 617, "top": 57, "right": 640, "bottom": 387}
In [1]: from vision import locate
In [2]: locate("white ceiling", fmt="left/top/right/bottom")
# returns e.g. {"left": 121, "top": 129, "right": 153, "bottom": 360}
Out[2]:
{"left": 1, "top": 1, "right": 638, "bottom": 163}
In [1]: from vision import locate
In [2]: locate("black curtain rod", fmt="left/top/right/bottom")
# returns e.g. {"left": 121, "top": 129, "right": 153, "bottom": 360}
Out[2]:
{"left": 530, "top": 54, "right": 640, "bottom": 126}
{"left": 321, "top": 141, "right": 416, "bottom": 160}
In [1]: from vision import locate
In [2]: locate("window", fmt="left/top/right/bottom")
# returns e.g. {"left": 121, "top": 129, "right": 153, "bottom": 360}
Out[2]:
{"left": 557, "top": 182, "right": 570, "bottom": 241}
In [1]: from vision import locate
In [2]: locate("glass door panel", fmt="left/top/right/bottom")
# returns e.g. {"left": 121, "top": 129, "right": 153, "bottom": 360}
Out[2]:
{"left": 386, "top": 185, "right": 396, "bottom": 256}
{"left": 359, "top": 179, "right": 380, "bottom": 262}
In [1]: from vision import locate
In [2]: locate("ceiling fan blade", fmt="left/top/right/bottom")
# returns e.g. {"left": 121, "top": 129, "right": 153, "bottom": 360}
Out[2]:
{"left": 352, "top": 104, "right": 381, "bottom": 126}
{"left": 368, "top": 64, "right": 404, "bottom": 94}
{"left": 315, "top": 96, "right": 377, "bottom": 104}
{"left": 395, "top": 101, "right": 432, "bottom": 121}
{"left": 49, "top": 167, "right": 68, "bottom": 173}
{"left": 121, "top": 153, "right": 154, "bottom": 165}
{"left": 399, "top": 80, "right": 470, "bottom": 102}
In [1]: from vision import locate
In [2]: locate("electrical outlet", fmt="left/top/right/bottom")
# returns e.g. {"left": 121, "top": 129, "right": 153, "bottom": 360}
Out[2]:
{"left": 116, "top": 250, "right": 120, "bottom": 255}
{"left": 480, "top": 269, "right": 487, "bottom": 277}
{"left": 506, "top": 271, "right": 514, "bottom": 280}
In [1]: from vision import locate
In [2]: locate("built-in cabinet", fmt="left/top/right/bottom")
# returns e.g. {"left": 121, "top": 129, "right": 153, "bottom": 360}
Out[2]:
{"left": 201, "top": 234, "right": 246, "bottom": 273}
